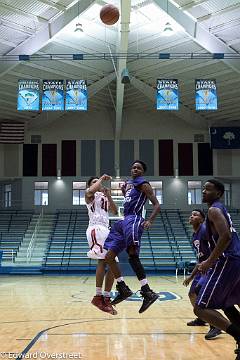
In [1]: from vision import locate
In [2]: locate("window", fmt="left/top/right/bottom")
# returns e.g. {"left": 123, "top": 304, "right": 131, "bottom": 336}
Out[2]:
{"left": 149, "top": 181, "right": 163, "bottom": 204}
{"left": 73, "top": 182, "right": 86, "bottom": 205}
{"left": 34, "top": 182, "right": 48, "bottom": 206}
{"left": 188, "top": 181, "right": 202, "bottom": 205}
{"left": 4, "top": 184, "right": 11, "bottom": 208}
{"left": 111, "top": 181, "right": 125, "bottom": 197}
{"left": 224, "top": 183, "right": 231, "bottom": 207}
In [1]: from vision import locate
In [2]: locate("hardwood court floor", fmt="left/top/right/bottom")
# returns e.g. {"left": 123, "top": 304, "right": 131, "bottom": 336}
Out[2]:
{"left": 0, "top": 275, "right": 236, "bottom": 359}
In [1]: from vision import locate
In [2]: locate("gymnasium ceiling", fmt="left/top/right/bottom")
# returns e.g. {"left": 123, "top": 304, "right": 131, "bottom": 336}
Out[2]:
{"left": 0, "top": 0, "right": 240, "bottom": 133}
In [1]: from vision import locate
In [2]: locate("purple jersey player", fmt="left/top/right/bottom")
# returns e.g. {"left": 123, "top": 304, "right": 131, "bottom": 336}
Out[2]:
{"left": 183, "top": 209, "right": 221, "bottom": 339}
{"left": 193, "top": 179, "right": 240, "bottom": 360}
{"left": 104, "top": 160, "right": 160, "bottom": 313}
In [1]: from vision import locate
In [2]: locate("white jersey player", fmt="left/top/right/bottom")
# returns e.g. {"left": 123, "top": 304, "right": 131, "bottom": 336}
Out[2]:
{"left": 85, "top": 174, "right": 118, "bottom": 315}
{"left": 86, "top": 190, "right": 110, "bottom": 259}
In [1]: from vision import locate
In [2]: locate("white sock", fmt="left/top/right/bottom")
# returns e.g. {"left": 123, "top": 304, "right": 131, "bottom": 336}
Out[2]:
{"left": 116, "top": 277, "right": 124, "bottom": 283}
{"left": 104, "top": 291, "right": 111, "bottom": 297}
{"left": 140, "top": 279, "right": 148, "bottom": 287}
{"left": 96, "top": 287, "right": 102, "bottom": 296}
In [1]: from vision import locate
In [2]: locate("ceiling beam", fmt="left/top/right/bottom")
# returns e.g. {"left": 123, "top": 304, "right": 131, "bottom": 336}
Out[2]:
{"left": 153, "top": 0, "right": 240, "bottom": 74}
{"left": 131, "top": 76, "right": 207, "bottom": 129}
{"left": 115, "top": 0, "right": 131, "bottom": 139}
{"left": 0, "top": 0, "right": 96, "bottom": 77}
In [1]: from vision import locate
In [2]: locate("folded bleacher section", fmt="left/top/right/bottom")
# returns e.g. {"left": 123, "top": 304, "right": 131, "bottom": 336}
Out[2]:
{"left": 1, "top": 208, "right": 239, "bottom": 274}
{"left": 43, "top": 208, "right": 95, "bottom": 271}
{"left": 0, "top": 210, "right": 33, "bottom": 263}
{"left": 141, "top": 210, "right": 196, "bottom": 270}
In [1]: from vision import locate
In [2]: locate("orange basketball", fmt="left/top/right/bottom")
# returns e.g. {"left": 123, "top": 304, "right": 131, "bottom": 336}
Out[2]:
{"left": 100, "top": 4, "right": 120, "bottom": 25}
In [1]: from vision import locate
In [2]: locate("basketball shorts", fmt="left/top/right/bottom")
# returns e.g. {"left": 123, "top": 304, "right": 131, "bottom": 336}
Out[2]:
{"left": 104, "top": 215, "right": 144, "bottom": 255}
{"left": 86, "top": 225, "right": 110, "bottom": 260}
{"left": 196, "top": 256, "right": 240, "bottom": 309}
{"left": 189, "top": 273, "right": 208, "bottom": 296}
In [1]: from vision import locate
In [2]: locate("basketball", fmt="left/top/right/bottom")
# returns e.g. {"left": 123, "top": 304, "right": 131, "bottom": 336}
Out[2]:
{"left": 100, "top": 4, "right": 120, "bottom": 25}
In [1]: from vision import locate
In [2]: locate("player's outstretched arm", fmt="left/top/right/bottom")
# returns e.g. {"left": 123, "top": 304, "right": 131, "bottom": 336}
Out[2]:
{"left": 85, "top": 174, "right": 112, "bottom": 204}
{"left": 140, "top": 183, "right": 160, "bottom": 229}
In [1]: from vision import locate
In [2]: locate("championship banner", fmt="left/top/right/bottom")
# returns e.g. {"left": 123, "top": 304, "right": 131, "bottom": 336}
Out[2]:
{"left": 156, "top": 79, "right": 179, "bottom": 110}
{"left": 17, "top": 80, "right": 40, "bottom": 111}
{"left": 210, "top": 127, "right": 240, "bottom": 149}
{"left": 65, "top": 80, "right": 88, "bottom": 111}
{"left": 195, "top": 79, "right": 217, "bottom": 110}
{"left": 42, "top": 80, "right": 64, "bottom": 111}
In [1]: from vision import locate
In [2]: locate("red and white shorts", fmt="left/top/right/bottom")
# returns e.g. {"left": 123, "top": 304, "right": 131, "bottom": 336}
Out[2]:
{"left": 86, "top": 225, "right": 110, "bottom": 260}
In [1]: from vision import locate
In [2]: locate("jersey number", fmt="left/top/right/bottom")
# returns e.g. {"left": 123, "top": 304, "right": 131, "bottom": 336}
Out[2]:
{"left": 101, "top": 198, "right": 108, "bottom": 212}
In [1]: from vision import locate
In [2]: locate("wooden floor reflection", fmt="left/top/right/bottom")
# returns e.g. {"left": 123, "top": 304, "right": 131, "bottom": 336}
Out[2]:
{"left": 0, "top": 275, "right": 235, "bottom": 359}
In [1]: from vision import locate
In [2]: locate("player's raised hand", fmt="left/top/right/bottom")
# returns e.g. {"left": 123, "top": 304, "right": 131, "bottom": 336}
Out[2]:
{"left": 100, "top": 174, "right": 112, "bottom": 181}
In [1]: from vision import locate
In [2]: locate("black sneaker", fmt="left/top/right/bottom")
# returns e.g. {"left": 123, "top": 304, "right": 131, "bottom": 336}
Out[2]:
{"left": 139, "top": 289, "right": 159, "bottom": 313}
{"left": 205, "top": 326, "right": 222, "bottom": 340}
{"left": 187, "top": 318, "right": 207, "bottom": 326}
{"left": 110, "top": 282, "right": 133, "bottom": 305}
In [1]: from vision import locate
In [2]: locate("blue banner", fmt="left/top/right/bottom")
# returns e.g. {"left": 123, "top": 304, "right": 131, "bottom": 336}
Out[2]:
{"left": 156, "top": 79, "right": 179, "bottom": 110}
{"left": 195, "top": 79, "right": 217, "bottom": 110}
{"left": 65, "top": 80, "right": 87, "bottom": 111}
{"left": 42, "top": 80, "right": 64, "bottom": 111}
{"left": 210, "top": 127, "right": 240, "bottom": 149}
{"left": 17, "top": 80, "right": 40, "bottom": 111}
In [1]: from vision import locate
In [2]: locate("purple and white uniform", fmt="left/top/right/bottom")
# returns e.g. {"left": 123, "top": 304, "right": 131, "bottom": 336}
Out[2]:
{"left": 104, "top": 176, "right": 148, "bottom": 255}
{"left": 189, "top": 223, "right": 210, "bottom": 295}
{"left": 196, "top": 201, "right": 240, "bottom": 309}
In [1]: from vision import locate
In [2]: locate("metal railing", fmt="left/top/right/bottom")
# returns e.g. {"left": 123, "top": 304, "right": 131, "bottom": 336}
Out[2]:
{"left": 26, "top": 208, "right": 44, "bottom": 263}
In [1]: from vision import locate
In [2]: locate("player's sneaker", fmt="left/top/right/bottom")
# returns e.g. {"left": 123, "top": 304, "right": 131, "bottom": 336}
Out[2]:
{"left": 91, "top": 295, "right": 106, "bottom": 310}
{"left": 205, "top": 326, "right": 222, "bottom": 340}
{"left": 91, "top": 295, "right": 117, "bottom": 315}
{"left": 104, "top": 297, "right": 117, "bottom": 315}
{"left": 187, "top": 318, "right": 207, "bottom": 326}
{"left": 110, "top": 282, "right": 133, "bottom": 305}
{"left": 139, "top": 289, "right": 159, "bottom": 313}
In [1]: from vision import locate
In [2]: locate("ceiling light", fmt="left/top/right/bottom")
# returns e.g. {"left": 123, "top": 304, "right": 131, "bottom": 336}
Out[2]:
{"left": 74, "top": 22, "right": 83, "bottom": 32}
{"left": 163, "top": 22, "right": 173, "bottom": 35}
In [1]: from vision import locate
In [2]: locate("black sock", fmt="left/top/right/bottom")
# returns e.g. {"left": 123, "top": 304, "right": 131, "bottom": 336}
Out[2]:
{"left": 141, "top": 283, "right": 150, "bottom": 292}
{"left": 225, "top": 306, "right": 240, "bottom": 327}
{"left": 226, "top": 324, "right": 240, "bottom": 342}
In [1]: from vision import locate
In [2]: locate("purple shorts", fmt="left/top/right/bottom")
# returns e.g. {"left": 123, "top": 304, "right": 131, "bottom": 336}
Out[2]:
{"left": 104, "top": 215, "right": 144, "bottom": 255}
{"left": 196, "top": 256, "right": 240, "bottom": 309}
{"left": 189, "top": 273, "right": 207, "bottom": 296}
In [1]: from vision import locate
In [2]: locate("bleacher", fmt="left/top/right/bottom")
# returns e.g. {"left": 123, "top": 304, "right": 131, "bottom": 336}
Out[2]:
{"left": 140, "top": 210, "right": 196, "bottom": 270}
{"left": 43, "top": 208, "right": 197, "bottom": 272}
{"left": 0, "top": 210, "right": 33, "bottom": 262}
{"left": 2, "top": 208, "right": 239, "bottom": 273}
{"left": 43, "top": 208, "right": 95, "bottom": 270}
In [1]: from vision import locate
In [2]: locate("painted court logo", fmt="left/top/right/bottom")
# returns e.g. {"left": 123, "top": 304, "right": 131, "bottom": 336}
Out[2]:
{"left": 110, "top": 291, "right": 181, "bottom": 302}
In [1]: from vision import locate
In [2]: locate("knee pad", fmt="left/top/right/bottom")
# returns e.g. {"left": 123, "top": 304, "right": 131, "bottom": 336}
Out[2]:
{"left": 128, "top": 254, "right": 146, "bottom": 280}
